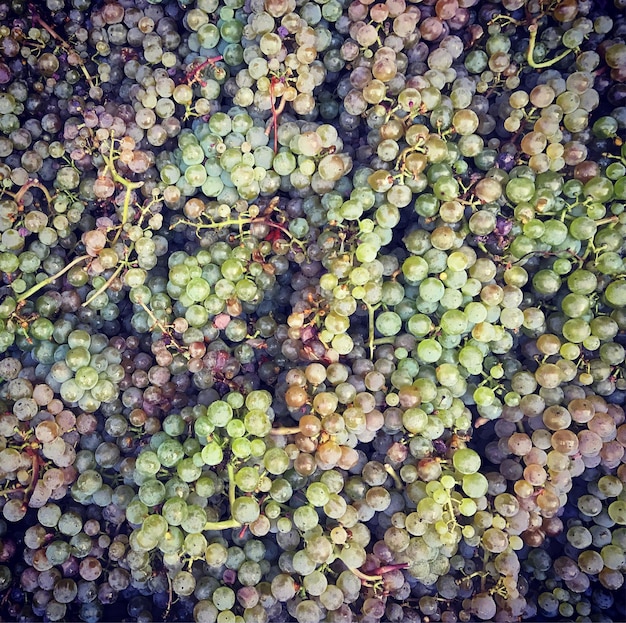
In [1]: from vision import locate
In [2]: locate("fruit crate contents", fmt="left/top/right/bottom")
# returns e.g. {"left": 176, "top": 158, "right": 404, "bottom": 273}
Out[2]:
{"left": 0, "top": 0, "right": 626, "bottom": 622}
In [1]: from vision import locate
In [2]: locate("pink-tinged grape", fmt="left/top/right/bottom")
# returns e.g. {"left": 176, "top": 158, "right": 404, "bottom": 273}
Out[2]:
{"left": 569, "top": 398, "right": 595, "bottom": 423}
{"left": 578, "top": 430, "right": 603, "bottom": 456}
{"left": 470, "top": 592, "right": 497, "bottom": 620}
{"left": 508, "top": 433, "right": 532, "bottom": 455}
{"left": 600, "top": 567, "right": 625, "bottom": 591}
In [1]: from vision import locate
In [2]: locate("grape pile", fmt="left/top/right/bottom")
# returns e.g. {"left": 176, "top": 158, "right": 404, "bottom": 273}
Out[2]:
{"left": 0, "top": 0, "right": 626, "bottom": 621}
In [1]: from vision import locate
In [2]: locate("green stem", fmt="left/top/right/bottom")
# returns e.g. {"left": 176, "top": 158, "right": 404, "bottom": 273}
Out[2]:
{"left": 384, "top": 464, "right": 403, "bottom": 490}
{"left": 445, "top": 497, "right": 457, "bottom": 527}
{"left": 17, "top": 254, "right": 90, "bottom": 302}
{"left": 595, "top": 216, "right": 619, "bottom": 227}
{"left": 372, "top": 337, "right": 396, "bottom": 346}
{"left": 82, "top": 262, "right": 124, "bottom": 307}
{"left": 481, "top": 550, "right": 489, "bottom": 592}
{"left": 101, "top": 136, "right": 144, "bottom": 243}
{"left": 172, "top": 216, "right": 306, "bottom": 251}
{"left": 488, "top": 14, "right": 521, "bottom": 27}
{"left": 526, "top": 24, "right": 574, "bottom": 69}
{"left": 203, "top": 465, "right": 241, "bottom": 531}
{"left": 227, "top": 463, "right": 236, "bottom": 511}
{"left": 203, "top": 518, "right": 241, "bottom": 531}
{"left": 134, "top": 299, "right": 186, "bottom": 354}
{"left": 365, "top": 303, "right": 380, "bottom": 359}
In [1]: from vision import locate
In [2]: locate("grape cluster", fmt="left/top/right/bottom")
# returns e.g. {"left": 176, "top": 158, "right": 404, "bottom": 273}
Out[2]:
{"left": 1, "top": 0, "right": 626, "bottom": 622}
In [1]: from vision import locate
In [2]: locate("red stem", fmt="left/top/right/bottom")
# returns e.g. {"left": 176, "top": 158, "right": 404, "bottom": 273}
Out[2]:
{"left": 186, "top": 55, "right": 224, "bottom": 85}
{"left": 269, "top": 83, "right": 278, "bottom": 154}
{"left": 29, "top": 7, "right": 96, "bottom": 89}
{"left": 14, "top": 179, "right": 53, "bottom": 207}
{"left": 266, "top": 81, "right": 286, "bottom": 154}
{"left": 23, "top": 447, "right": 41, "bottom": 508}
{"left": 373, "top": 563, "right": 410, "bottom": 575}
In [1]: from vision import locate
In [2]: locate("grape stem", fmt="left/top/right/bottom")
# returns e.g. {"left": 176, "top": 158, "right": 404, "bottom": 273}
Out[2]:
{"left": 348, "top": 567, "right": 383, "bottom": 583}
{"left": 365, "top": 303, "right": 380, "bottom": 359}
{"left": 461, "top": 570, "right": 489, "bottom": 581}
{"left": 14, "top": 179, "right": 54, "bottom": 208}
{"left": 82, "top": 262, "right": 125, "bottom": 308}
{"left": 185, "top": 55, "right": 224, "bottom": 86}
{"left": 594, "top": 216, "right": 619, "bottom": 227}
{"left": 489, "top": 579, "right": 511, "bottom": 598}
{"left": 82, "top": 241, "right": 134, "bottom": 308}
{"left": 481, "top": 550, "right": 490, "bottom": 591}
{"left": 488, "top": 14, "right": 522, "bottom": 27}
{"left": 384, "top": 464, "right": 403, "bottom": 490}
{"left": 134, "top": 299, "right": 187, "bottom": 354}
{"left": 22, "top": 446, "right": 41, "bottom": 509}
{"left": 16, "top": 254, "right": 91, "bottom": 303}
{"left": 29, "top": 5, "right": 97, "bottom": 91}
{"left": 0, "top": 484, "right": 25, "bottom": 497}
{"left": 204, "top": 518, "right": 241, "bottom": 531}
{"left": 269, "top": 426, "right": 302, "bottom": 435}
{"left": 172, "top": 216, "right": 306, "bottom": 251}
{"left": 203, "top": 464, "right": 242, "bottom": 531}
{"left": 266, "top": 80, "right": 286, "bottom": 154}
{"left": 162, "top": 572, "right": 173, "bottom": 621}
{"left": 373, "top": 563, "right": 410, "bottom": 575}
{"left": 372, "top": 337, "right": 397, "bottom": 346}
{"left": 603, "top": 151, "right": 626, "bottom": 166}
{"left": 101, "top": 134, "right": 144, "bottom": 243}
{"left": 227, "top": 463, "right": 236, "bottom": 510}
{"left": 348, "top": 562, "right": 409, "bottom": 584}
{"left": 526, "top": 23, "right": 574, "bottom": 69}
{"left": 445, "top": 497, "right": 458, "bottom": 531}
{"left": 394, "top": 143, "right": 425, "bottom": 175}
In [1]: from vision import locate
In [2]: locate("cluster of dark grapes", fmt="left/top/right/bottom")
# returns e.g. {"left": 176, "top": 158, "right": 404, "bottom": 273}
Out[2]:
{"left": 0, "top": 0, "right": 626, "bottom": 622}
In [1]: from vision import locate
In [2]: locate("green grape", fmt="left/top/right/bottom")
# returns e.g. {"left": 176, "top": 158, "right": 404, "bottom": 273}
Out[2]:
{"left": 157, "top": 439, "right": 185, "bottom": 468}
{"left": 440, "top": 310, "right": 468, "bottom": 335}
{"left": 375, "top": 311, "right": 402, "bottom": 336}
{"left": 139, "top": 479, "right": 166, "bottom": 507}
{"left": 143, "top": 514, "right": 169, "bottom": 540}
{"left": 181, "top": 505, "right": 207, "bottom": 534}
{"left": 263, "top": 447, "right": 289, "bottom": 475}
{"left": 232, "top": 497, "right": 260, "bottom": 524}
{"left": 201, "top": 441, "right": 223, "bottom": 466}
{"left": 162, "top": 497, "right": 189, "bottom": 527}
{"left": 306, "top": 482, "right": 331, "bottom": 507}
{"left": 76, "top": 470, "right": 103, "bottom": 495}
{"left": 244, "top": 410, "right": 271, "bottom": 437}
{"left": 452, "top": 448, "right": 481, "bottom": 472}
{"left": 608, "top": 500, "right": 626, "bottom": 525}
{"left": 235, "top": 466, "right": 260, "bottom": 493}
{"left": 293, "top": 505, "right": 319, "bottom": 532}
{"left": 474, "top": 386, "right": 495, "bottom": 406}
{"left": 417, "top": 339, "right": 443, "bottom": 363}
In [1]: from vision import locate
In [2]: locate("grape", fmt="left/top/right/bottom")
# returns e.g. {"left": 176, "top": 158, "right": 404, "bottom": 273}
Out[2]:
{"left": 470, "top": 593, "right": 497, "bottom": 620}
{"left": 608, "top": 500, "right": 626, "bottom": 525}
{"left": 453, "top": 449, "right": 481, "bottom": 475}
